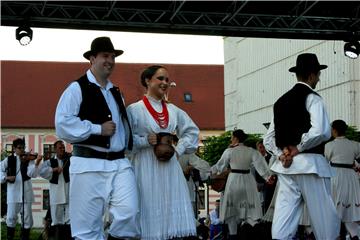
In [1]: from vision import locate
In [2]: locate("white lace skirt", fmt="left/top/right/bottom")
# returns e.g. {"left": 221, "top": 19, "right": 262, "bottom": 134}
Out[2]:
{"left": 331, "top": 167, "right": 360, "bottom": 222}
{"left": 220, "top": 172, "right": 263, "bottom": 226}
{"left": 132, "top": 148, "right": 196, "bottom": 240}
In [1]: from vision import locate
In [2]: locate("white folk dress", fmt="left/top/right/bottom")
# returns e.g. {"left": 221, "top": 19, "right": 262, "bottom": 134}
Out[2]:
{"left": 212, "top": 144, "right": 271, "bottom": 226}
{"left": 325, "top": 137, "right": 360, "bottom": 222}
{"left": 127, "top": 96, "right": 199, "bottom": 240}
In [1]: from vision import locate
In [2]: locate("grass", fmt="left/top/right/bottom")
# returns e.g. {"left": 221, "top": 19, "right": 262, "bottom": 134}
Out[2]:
{"left": 1, "top": 222, "right": 43, "bottom": 240}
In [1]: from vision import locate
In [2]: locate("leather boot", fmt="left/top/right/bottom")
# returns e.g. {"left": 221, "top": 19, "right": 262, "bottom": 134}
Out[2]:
{"left": 229, "top": 234, "right": 238, "bottom": 240}
{"left": 62, "top": 224, "right": 73, "bottom": 240}
{"left": 53, "top": 225, "right": 61, "bottom": 240}
{"left": 21, "top": 228, "right": 30, "bottom": 240}
{"left": 7, "top": 226, "right": 15, "bottom": 240}
{"left": 108, "top": 234, "right": 125, "bottom": 240}
{"left": 339, "top": 222, "right": 347, "bottom": 240}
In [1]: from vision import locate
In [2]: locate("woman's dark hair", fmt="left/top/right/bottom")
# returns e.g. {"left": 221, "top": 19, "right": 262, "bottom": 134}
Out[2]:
{"left": 232, "top": 129, "right": 248, "bottom": 143}
{"left": 140, "top": 65, "right": 166, "bottom": 88}
{"left": 331, "top": 119, "right": 348, "bottom": 136}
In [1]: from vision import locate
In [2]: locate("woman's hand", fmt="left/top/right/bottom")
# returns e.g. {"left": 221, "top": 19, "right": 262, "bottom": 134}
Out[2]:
{"left": 147, "top": 133, "right": 158, "bottom": 146}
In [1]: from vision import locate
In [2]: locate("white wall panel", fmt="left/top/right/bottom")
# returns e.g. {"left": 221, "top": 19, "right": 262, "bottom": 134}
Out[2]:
{"left": 224, "top": 38, "right": 360, "bottom": 133}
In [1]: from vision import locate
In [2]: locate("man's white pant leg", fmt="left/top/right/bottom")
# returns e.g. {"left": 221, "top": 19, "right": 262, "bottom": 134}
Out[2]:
{"left": 297, "top": 175, "right": 340, "bottom": 240}
{"left": 272, "top": 174, "right": 303, "bottom": 240}
{"left": 108, "top": 167, "right": 140, "bottom": 238}
{"left": 70, "top": 172, "right": 108, "bottom": 240}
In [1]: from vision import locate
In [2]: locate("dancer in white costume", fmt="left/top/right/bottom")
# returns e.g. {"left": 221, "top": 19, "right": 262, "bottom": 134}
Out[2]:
{"left": 127, "top": 65, "right": 199, "bottom": 240}
{"left": 264, "top": 53, "right": 340, "bottom": 240}
{"left": 211, "top": 129, "right": 272, "bottom": 239}
{"left": 325, "top": 119, "right": 360, "bottom": 239}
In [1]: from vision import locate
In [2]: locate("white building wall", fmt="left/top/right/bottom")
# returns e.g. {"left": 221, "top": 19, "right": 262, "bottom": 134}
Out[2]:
{"left": 224, "top": 37, "right": 360, "bottom": 135}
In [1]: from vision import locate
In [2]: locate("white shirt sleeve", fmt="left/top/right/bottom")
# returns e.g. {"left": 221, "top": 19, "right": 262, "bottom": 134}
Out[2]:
{"left": 174, "top": 108, "right": 200, "bottom": 156}
{"left": 211, "top": 149, "right": 231, "bottom": 174}
{"left": 55, "top": 82, "right": 102, "bottom": 143}
{"left": 126, "top": 105, "right": 151, "bottom": 151}
{"left": 38, "top": 160, "right": 53, "bottom": 180}
{"left": 27, "top": 160, "right": 40, "bottom": 178}
{"left": 296, "top": 93, "right": 331, "bottom": 152}
{"left": 264, "top": 119, "right": 283, "bottom": 158}
{"left": 0, "top": 158, "right": 8, "bottom": 183}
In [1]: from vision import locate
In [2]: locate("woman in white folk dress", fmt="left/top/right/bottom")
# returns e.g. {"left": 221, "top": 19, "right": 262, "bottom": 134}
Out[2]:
{"left": 127, "top": 65, "right": 199, "bottom": 240}
{"left": 325, "top": 119, "right": 360, "bottom": 240}
{"left": 211, "top": 129, "right": 273, "bottom": 239}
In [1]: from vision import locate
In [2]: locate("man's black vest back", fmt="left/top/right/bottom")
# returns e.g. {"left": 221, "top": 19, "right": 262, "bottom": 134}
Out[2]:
{"left": 273, "top": 83, "right": 324, "bottom": 154}
{"left": 75, "top": 75, "right": 132, "bottom": 149}
{"left": 7, "top": 155, "right": 31, "bottom": 182}
{"left": 49, "top": 157, "right": 70, "bottom": 184}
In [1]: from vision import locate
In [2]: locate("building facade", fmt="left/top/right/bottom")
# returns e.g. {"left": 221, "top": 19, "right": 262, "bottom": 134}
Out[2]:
{"left": 224, "top": 37, "right": 360, "bottom": 134}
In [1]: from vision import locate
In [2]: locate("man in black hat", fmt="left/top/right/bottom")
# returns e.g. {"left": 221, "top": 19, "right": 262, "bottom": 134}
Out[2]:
{"left": 264, "top": 53, "right": 340, "bottom": 240}
{"left": 55, "top": 37, "right": 140, "bottom": 239}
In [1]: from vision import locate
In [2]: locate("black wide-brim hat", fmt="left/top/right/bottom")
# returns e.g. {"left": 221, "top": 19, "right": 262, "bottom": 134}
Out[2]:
{"left": 289, "top": 53, "right": 327, "bottom": 73}
{"left": 83, "top": 36, "right": 124, "bottom": 60}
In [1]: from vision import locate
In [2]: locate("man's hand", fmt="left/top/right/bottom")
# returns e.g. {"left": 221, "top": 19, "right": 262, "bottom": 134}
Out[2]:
{"left": 287, "top": 145, "right": 299, "bottom": 157}
{"left": 6, "top": 176, "right": 16, "bottom": 182}
{"left": 279, "top": 147, "right": 293, "bottom": 168}
{"left": 35, "top": 154, "right": 43, "bottom": 166}
{"left": 53, "top": 167, "right": 63, "bottom": 174}
{"left": 147, "top": 133, "right": 157, "bottom": 146}
{"left": 266, "top": 175, "right": 277, "bottom": 185}
{"left": 184, "top": 165, "right": 194, "bottom": 175}
{"left": 101, "top": 121, "right": 116, "bottom": 136}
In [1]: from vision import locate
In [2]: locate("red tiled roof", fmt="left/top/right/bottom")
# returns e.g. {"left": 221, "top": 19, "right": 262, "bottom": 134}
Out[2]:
{"left": 1, "top": 61, "right": 224, "bottom": 130}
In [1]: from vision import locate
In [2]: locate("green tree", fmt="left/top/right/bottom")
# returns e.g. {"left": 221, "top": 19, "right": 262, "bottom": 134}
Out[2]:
{"left": 199, "top": 131, "right": 262, "bottom": 166}
{"left": 346, "top": 125, "right": 360, "bottom": 142}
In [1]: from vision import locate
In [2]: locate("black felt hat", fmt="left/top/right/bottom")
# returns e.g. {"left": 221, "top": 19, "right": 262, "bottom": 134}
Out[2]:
{"left": 289, "top": 53, "right": 327, "bottom": 73}
{"left": 83, "top": 37, "right": 124, "bottom": 60}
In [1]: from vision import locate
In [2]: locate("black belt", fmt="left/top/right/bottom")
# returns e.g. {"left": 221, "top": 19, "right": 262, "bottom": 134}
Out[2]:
{"left": 73, "top": 146, "right": 125, "bottom": 161}
{"left": 231, "top": 169, "right": 250, "bottom": 174}
{"left": 330, "top": 162, "right": 353, "bottom": 169}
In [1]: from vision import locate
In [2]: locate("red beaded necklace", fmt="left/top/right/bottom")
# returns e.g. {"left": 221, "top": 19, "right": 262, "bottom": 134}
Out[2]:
{"left": 143, "top": 95, "right": 169, "bottom": 128}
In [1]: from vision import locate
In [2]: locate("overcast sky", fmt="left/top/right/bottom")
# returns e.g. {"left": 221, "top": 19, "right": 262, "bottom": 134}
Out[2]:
{"left": 0, "top": 26, "right": 224, "bottom": 64}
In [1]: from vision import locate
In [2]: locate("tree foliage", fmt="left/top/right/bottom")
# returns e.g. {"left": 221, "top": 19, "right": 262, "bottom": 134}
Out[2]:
{"left": 199, "top": 131, "right": 262, "bottom": 166}
{"left": 346, "top": 125, "right": 360, "bottom": 142}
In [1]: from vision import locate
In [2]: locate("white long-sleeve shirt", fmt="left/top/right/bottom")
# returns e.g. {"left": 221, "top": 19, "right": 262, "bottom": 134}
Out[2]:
{"left": 264, "top": 82, "right": 335, "bottom": 177}
{"left": 55, "top": 70, "right": 132, "bottom": 173}
{"left": 39, "top": 156, "right": 69, "bottom": 205}
{"left": 1, "top": 154, "right": 39, "bottom": 203}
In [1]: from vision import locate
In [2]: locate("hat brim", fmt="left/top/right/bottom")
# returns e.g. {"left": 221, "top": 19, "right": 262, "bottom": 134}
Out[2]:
{"left": 289, "top": 64, "right": 327, "bottom": 73}
{"left": 83, "top": 49, "right": 124, "bottom": 60}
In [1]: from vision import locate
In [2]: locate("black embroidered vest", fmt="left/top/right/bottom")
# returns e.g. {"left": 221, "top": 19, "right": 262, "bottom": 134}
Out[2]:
{"left": 273, "top": 83, "right": 325, "bottom": 154}
{"left": 49, "top": 157, "right": 70, "bottom": 184}
{"left": 7, "top": 155, "right": 31, "bottom": 182}
{"left": 75, "top": 75, "right": 133, "bottom": 150}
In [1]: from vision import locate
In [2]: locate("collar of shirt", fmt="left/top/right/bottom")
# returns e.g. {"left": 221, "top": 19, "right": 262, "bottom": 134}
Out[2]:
{"left": 86, "top": 69, "right": 113, "bottom": 90}
{"left": 296, "top": 81, "right": 313, "bottom": 90}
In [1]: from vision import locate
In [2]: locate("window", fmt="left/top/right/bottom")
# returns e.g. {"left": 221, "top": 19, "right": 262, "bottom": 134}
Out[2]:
{"left": 5, "top": 144, "right": 13, "bottom": 154}
{"left": 184, "top": 93, "right": 192, "bottom": 102}
{"left": 43, "top": 144, "right": 55, "bottom": 159}
{"left": 43, "top": 189, "right": 50, "bottom": 210}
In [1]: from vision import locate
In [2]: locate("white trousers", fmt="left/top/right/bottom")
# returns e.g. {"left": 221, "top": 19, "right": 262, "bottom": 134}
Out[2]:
{"left": 6, "top": 202, "right": 33, "bottom": 228}
{"left": 272, "top": 174, "right": 340, "bottom": 240}
{"left": 50, "top": 203, "right": 70, "bottom": 225}
{"left": 69, "top": 168, "right": 140, "bottom": 240}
